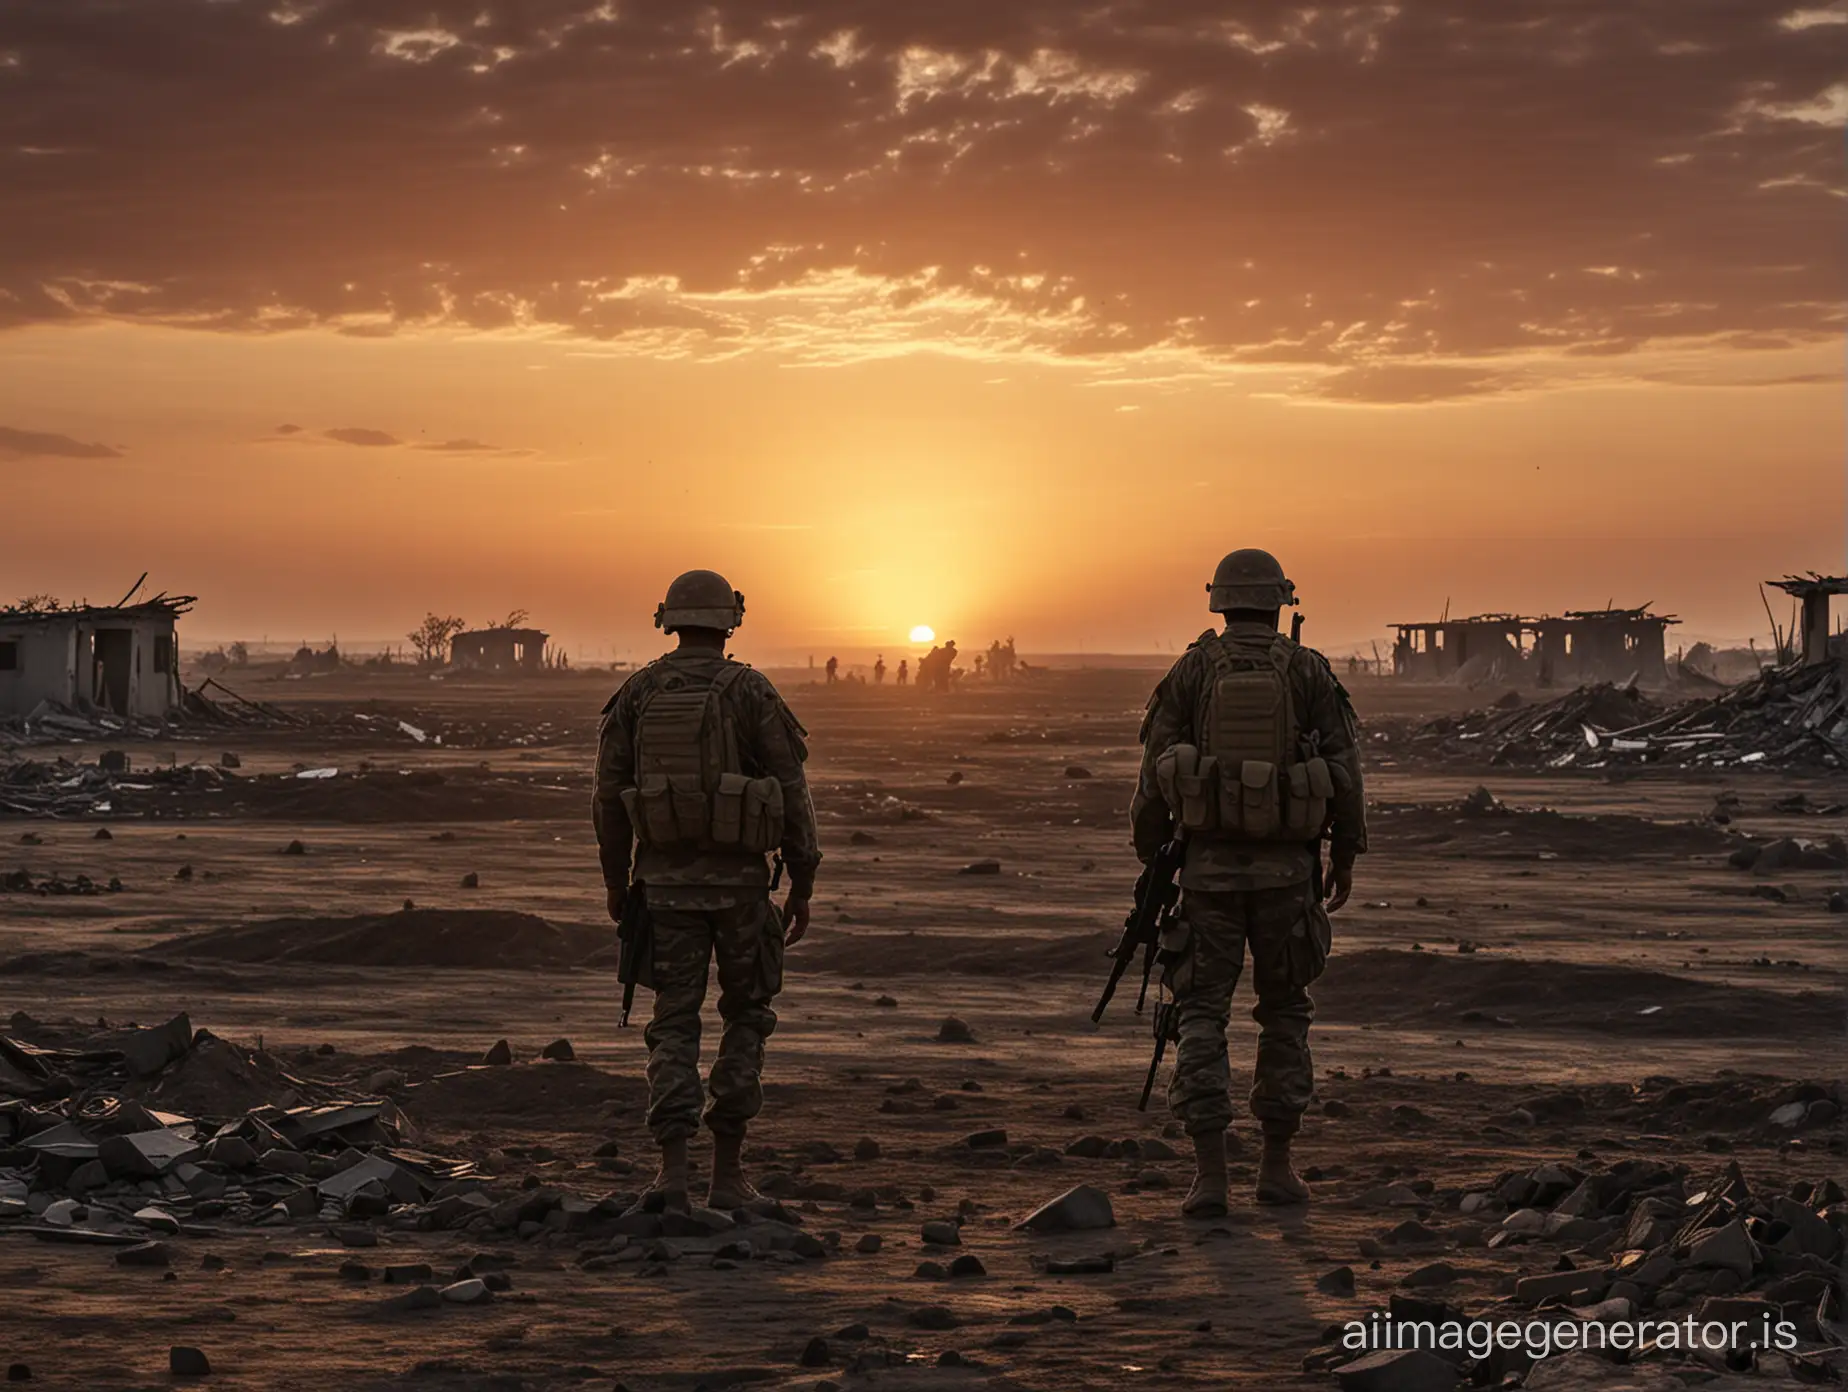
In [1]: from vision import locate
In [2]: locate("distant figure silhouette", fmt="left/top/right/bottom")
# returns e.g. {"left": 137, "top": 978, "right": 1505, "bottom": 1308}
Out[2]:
{"left": 896, "top": 659, "right": 909, "bottom": 687}
{"left": 874, "top": 655, "right": 886, "bottom": 684}
{"left": 825, "top": 655, "right": 839, "bottom": 685}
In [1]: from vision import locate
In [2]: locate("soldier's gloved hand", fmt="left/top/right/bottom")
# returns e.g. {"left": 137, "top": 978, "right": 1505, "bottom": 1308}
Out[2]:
{"left": 782, "top": 890, "right": 812, "bottom": 946}
{"left": 606, "top": 884, "right": 627, "bottom": 923}
{"left": 1325, "top": 862, "right": 1353, "bottom": 913}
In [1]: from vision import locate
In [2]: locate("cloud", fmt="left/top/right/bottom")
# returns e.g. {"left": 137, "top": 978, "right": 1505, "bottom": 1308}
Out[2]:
{"left": 414, "top": 438, "right": 503, "bottom": 453}
{"left": 0, "top": 424, "right": 121, "bottom": 458}
{"left": 324, "top": 426, "right": 401, "bottom": 447}
{"left": 0, "top": 1, "right": 1840, "bottom": 400}
{"left": 274, "top": 422, "right": 304, "bottom": 434}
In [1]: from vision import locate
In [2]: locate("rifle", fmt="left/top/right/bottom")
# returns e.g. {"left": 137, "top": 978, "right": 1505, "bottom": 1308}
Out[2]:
{"left": 1138, "top": 1001, "right": 1179, "bottom": 1111}
{"left": 616, "top": 882, "right": 653, "bottom": 1027}
{"left": 1290, "top": 611, "right": 1304, "bottom": 643}
{"left": 1093, "top": 834, "right": 1184, "bottom": 1024}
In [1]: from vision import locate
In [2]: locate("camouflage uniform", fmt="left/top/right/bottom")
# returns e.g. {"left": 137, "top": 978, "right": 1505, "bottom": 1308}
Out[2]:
{"left": 1132, "top": 621, "right": 1367, "bottom": 1137}
{"left": 594, "top": 648, "right": 821, "bottom": 1144}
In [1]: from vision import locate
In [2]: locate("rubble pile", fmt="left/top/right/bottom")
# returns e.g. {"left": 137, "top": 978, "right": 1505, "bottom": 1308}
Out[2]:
{"left": 1307, "top": 1145, "right": 1847, "bottom": 1388}
{"left": 0, "top": 756, "right": 226, "bottom": 817}
{"left": 0, "top": 1014, "right": 842, "bottom": 1281}
{"left": 1391, "top": 664, "right": 1848, "bottom": 770}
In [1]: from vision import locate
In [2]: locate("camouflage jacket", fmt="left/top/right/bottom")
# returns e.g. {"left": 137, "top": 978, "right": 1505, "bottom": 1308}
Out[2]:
{"left": 594, "top": 648, "right": 822, "bottom": 900}
{"left": 1132, "top": 621, "right": 1368, "bottom": 891}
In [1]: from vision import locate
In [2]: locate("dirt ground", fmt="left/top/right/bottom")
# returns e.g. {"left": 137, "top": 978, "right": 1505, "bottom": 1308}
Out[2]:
{"left": 1, "top": 665, "right": 1841, "bottom": 1391}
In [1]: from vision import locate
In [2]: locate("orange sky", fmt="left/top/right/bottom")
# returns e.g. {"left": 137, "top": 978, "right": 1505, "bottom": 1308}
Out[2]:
{"left": 1, "top": 2, "right": 1842, "bottom": 660}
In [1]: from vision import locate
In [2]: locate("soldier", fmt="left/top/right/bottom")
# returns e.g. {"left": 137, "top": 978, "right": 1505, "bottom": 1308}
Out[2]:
{"left": 594, "top": 569, "right": 821, "bottom": 1213}
{"left": 1131, "top": 549, "right": 1366, "bottom": 1216}
{"left": 896, "top": 658, "right": 909, "bottom": 687}
{"left": 825, "top": 655, "right": 839, "bottom": 685}
{"left": 874, "top": 655, "right": 886, "bottom": 685}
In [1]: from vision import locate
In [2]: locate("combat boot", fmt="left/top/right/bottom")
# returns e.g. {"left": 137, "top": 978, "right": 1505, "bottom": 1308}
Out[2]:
{"left": 627, "top": 1136, "right": 690, "bottom": 1215}
{"left": 1181, "top": 1130, "right": 1229, "bottom": 1218}
{"left": 1255, "top": 1121, "right": 1310, "bottom": 1206}
{"left": 707, "top": 1129, "right": 761, "bottom": 1211}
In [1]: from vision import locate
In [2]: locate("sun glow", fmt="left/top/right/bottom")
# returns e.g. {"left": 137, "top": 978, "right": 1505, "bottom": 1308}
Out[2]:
{"left": 908, "top": 624, "right": 935, "bottom": 643}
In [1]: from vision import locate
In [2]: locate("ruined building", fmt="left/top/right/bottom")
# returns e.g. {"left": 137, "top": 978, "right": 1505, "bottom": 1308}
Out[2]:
{"left": 1392, "top": 605, "right": 1679, "bottom": 685}
{"left": 1767, "top": 574, "right": 1847, "bottom": 667}
{"left": 450, "top": 626, "right": 550, "bottom": 674}
{"left": 0, "top": 595, "right": 194, "bottom": 719}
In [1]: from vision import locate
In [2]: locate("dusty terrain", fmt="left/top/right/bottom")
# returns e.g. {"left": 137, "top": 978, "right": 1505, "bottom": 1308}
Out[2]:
{"left": 2, "top": 665, "right": 1842, "bottom": 1391}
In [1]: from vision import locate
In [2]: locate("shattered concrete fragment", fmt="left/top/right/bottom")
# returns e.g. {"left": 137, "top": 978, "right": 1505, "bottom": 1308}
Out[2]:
{"left": 1016, "top": 1185, "right": 1115, "bottom": 1234}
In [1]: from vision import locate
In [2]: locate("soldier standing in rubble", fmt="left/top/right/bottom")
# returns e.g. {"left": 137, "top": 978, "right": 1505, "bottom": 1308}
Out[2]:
{"left": 1131, "top": 549, "right": 1366, "bottom": 1216}
{"left": 593, "top": 569, "right": 822, "bottom": 1212}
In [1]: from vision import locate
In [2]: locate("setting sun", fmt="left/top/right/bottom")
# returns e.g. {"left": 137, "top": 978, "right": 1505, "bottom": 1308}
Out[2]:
{"left": 908, "top": 625, "right": 935, "bottom": 643}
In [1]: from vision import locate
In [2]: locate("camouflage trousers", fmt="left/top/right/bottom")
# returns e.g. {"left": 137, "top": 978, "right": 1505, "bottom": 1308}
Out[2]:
{"left": 642, "top": 896, "right": 785, "bottom": 1144}
{"left": 1160, "top": 885, "right": 1323, "bottom": 1137}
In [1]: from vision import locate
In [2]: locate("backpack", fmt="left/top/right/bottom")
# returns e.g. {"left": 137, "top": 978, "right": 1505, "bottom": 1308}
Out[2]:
{"left": 1155, "top": 631, "right": 1334, "bottom": 841}
{"left": 619, "top": 661, "right": 785, "bottom": 854}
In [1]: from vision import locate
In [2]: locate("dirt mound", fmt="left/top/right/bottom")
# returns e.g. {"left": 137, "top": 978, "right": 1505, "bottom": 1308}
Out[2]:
{"left": 150, "top": 909, "right": 607, "bottom": 970}
{"left": 405, "top": 1060, "right": 644, "bottom": 1129}
{"left": 802, "top": 929, "right": 1116, "bottom": 978}
{"left": 135, "top": 1031, "right": 307, "bottom": 1118}
{"left": 1370, "top": 802, "right": 1739, "bottom": 861}
{"left": 1316, "top": 949, "right": 1839, "bottom": 1039}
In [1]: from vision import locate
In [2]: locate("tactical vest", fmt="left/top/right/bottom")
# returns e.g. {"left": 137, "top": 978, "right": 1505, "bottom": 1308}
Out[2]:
{"left": 1154, "top": 631, "right": 1334, "bottom": 842}
{"left": 617, "top": 661, "right": 786, "bottom": 855}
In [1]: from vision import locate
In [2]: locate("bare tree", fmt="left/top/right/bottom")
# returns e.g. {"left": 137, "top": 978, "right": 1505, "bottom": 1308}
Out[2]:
{"left": 227, "top": 641, "right": 249, "bottom": 666}
{"left": 409, "top": 613, "right": 468, "bottom": 667}
{"left": 499, "top": 608, "right": 530, "bottom": 630}
{"left": 12, "top": 593, "right": 62, "bottom": 612}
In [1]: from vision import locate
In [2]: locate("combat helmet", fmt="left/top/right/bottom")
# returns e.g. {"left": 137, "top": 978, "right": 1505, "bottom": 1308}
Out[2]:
{"left": 1206, "top": 549, "right": 1297, "bottom": 613}
{"left": 655, "top": 569, "right": 745, "bottom": 634}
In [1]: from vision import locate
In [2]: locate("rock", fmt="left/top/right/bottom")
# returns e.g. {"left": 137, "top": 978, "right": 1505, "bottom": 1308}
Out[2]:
{"left": 1459, "top": 786, "right": 1500, "bottom": 815}
{"left": 1828, "top": 890, "right": 1846, "bottom": 914}
{"left": 134, "top": 1206, "right": 181, "bottom": 1235}
{"left": 1323, "top": 1098, "right": 1351, "bottom": 1118}
{"left": 66, "top": 1160, "right": 107, "bottom": 1195}
{"left": 377, "top": 1284, "right": 443, "bottom": 1313}
{"left": 366, "top": 1069, "right": 406, "bottom": 1091}
{"left": 439, "top": 1278, "right": 491, "bottom": 1304}
{"left": 907, "top": 1305, "right": 960, "bottom": 1330}
{"left": 204, "top": 1136, "right": 257, "bottom": 1169}
{"left": 1064, "top": 766, "right": 1092, "bottom": 778}
{"left": 1358, "top": 1184, "right": 1424, "bottom": 1209}
{"left": 116, "top": 1242, "right": 173, "bottom": 1268}
{"left": 1316, "top": 1266, "right": 1356, "bottom": 1295}
{"left": 1752, "top": 837, "right": 1803, "bottom": 873}
{"left": 853, "top": 1137, "right": 880, "bottom": 1161}
{"left": 849, "top": 830, "right": 877, "bottom": 845}
{"left": 168, "top": 1348, "right": 211, "bottom": 1377}
{"left": 257, "top": 1147, "right": 308, "bottom": 1176}
{"left": 1688, "top": 1219, "right": 1756, "bottom": 1278}
{"left": 1016, "top": 1184, "right": 1115, "bottom": 1234}
{"left": 339, "top": 1260, "right": 371, "bottom": 1280}
{"left": 957, "top": 859, "right": 1001, "bottom": 875}
{"left": 965, "top": 1129, "right": 1007, "bottom": 1149}
{"left": 1770, "top": 1100, "right": 1808, "bottom": 1127}
{"left": 5, "top": 1364, "right": 27, "bottom": 1381}
{"left": 1772, "top": 1196, "right": 1839, "bottom": 1259}
{"left": 384, "top": 1262, "right": 436, "bottom": 1284}
{"left": 481, "top": 1039, "right": 514, "bottom": 1066}
{"left": 1401, "top": 1262, "right": 1461, "bottom": 1288}
{"left": 855, "top": 1233, "right": 882, "bottom": 1254}
{"left": 936, "top": 1016, "right": 976, "bottom": 1044}
{"left": 799, "top": 1336, "right": 832, "bottom": 1367}
{"left": 1515, "top": 1268, "right": 1608, "bottom": 1305}
{"left": 460, "top": 871, "right": 480, "bottom": 888}
{"left": 1334, "top": 1348, "right": 1457, "bottom": 1392}
{"left": 540, "top": 1037, "right": 575, "bottom": 1061}
{"left": 873, "top": 994, "right": 898, "bottom": 1008}
{"left": 921, "top": 1220, "right": 961, "bottom": 1246}
{"left": 948, "top": 1254, "right": 985, "bottom": 1278}
{"left": 282, "top": 840, "right": 306, "bottom": 856}
{"left": 914, "top": 1260, "right": 946, "bottom": 1279}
